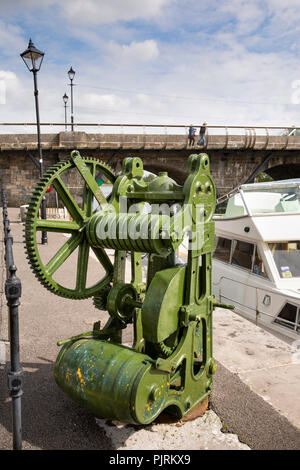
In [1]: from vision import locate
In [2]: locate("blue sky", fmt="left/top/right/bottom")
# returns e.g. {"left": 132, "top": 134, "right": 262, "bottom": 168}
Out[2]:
{"left": 2, "top": 0, "right": 300, "bottom": 131}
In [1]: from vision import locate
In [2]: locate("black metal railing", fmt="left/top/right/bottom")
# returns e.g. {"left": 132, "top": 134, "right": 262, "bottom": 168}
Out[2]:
{"left": 1, "top": 190, "right": 23, "bottom": 450}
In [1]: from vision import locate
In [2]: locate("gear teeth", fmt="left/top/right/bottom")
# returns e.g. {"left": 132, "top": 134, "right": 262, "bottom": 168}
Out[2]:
{"left": 93, "top": 284, "right": 112, "bottom": 310}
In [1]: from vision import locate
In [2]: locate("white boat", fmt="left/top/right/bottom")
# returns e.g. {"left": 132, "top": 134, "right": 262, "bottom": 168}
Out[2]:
{"left": 212, "top": 179, "right": 300, "bottom": 341}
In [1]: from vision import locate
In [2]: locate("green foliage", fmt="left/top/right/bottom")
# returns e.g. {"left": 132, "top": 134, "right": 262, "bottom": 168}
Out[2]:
{"left": 251, "top": 172, "right": 274, "bottom": 183}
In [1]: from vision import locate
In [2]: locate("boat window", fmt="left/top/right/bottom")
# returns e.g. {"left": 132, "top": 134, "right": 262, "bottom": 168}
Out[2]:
{"left": 231, "top": 240, "right": 254, "bottom": 270}
{"left": 274, "top": 303, "right": 299, "bottom": 330}
{"left": 252, "top": 246, "right": 269, "bottom": 279}
{"left": 242, "top": 185, "right": 300, "bottom": 215}
{"left": 213, "top": 237, "right": 231, "bottom": 263}
{"left": 269, "top": 241, "right": 300, "bottom": 278}
{"left": 216, "top": 182, "right": 300, "bottom": 219}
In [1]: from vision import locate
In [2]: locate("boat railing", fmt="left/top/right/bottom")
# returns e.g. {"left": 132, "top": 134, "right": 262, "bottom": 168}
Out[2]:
{"left": 217, "top": 275, "right": 300, "bottom": 332}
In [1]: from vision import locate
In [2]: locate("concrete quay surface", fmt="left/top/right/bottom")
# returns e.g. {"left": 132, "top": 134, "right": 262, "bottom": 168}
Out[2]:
{"left": 0, "top": 208, "right": 299, "bottom": 450}
{"left": 213, "top": 309, "right": 300, "bottom": 430}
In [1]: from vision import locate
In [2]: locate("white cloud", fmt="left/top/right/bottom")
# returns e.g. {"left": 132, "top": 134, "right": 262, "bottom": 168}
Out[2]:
{"left": 220, "top": 0, "right": 266, "bottom": 35}
{"left": 0, "top": 70, "right": 20, "bottom": 106}
{"left": 59, "top": 0, "right": 169, "bottom": 24}
{"left": 0, "top": 71, "right": 18, "bottom": 82}
{"left": 0, "top": 20, "right": 25, "bottom": 54}
{"left": 79, "top": 92, "right": 130, "bottom": 111}
{"left": 106, "top": 39, "right": 159, "bottom": 63}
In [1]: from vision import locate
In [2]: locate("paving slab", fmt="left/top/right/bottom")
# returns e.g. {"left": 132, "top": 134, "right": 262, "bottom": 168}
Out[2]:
{"left": 95, "top": 410, "right": 249, "bottom": 450}
{"left": 213, "top": 308, "right": 300, "bottom": 429}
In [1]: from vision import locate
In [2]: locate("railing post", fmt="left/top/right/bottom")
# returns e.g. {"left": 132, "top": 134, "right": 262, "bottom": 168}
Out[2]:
{"left": 143, "top": 125, "right": 146, "bottom": 149}
{"left": 2, "top": 190, "right": 23, "bottom": 451}
{"left": 5, "top": 266, "right": 23, "bottom": 451}
{"left": 264, "top": 128, "right": 270, "bottom": 149}
{"left": 120, "top": 125, "right": 124, "bottom": 149}
{"left": 224, "top": 127, "right": 229, "bottom": 149}
{"left": 164, "top": 126, "right": 168, "bottom": 149}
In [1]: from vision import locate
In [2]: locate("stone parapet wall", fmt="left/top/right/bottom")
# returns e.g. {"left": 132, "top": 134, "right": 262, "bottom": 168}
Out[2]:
{"left": 1, "top": 131, "right": 300, "bottom": 151}
{"left": 0, "top": 132, "right": 300, "bottom": 206}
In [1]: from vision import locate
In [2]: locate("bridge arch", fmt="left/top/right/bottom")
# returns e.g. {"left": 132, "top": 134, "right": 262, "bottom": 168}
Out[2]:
{"left": 265, "top": 163, "right": 300, "bottom": 181}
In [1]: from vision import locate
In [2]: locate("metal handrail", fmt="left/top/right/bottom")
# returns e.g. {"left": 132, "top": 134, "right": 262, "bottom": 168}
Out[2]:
{"left": 0, "top": 123, "right": 299, "bottom": 130}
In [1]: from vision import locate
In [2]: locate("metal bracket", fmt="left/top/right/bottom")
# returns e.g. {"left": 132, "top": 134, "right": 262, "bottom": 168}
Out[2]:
{"left": 7, "top": 369, "right": 24, "bottom": 398}
{"left": 5, "top": 274, "right": 22, "bottom": 303}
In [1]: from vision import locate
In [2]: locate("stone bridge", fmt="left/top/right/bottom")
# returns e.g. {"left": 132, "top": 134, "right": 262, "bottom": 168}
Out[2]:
{"left": 1, "top": 130, "right": 300, "bottom": 206}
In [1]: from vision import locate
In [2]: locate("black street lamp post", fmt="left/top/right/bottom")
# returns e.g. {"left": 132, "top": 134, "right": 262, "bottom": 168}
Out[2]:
{"left": 63, "top": 93, "right": 68, "bottom": 130}
{"left": 68, "top": 67, "right": 75, "bottom": 131}
{"left": 20, "top": 39, "right": 47, "bottom": 245}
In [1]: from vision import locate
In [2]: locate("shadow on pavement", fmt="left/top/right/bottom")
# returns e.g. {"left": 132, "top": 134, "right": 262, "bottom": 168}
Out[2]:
{"left": 0, "top": 361, "right": 114, "bottom": 450}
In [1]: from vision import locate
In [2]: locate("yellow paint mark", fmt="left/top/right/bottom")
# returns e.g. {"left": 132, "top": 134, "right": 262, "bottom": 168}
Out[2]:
{"left": 76, "top": 368, "right": 85, "bottom": 386}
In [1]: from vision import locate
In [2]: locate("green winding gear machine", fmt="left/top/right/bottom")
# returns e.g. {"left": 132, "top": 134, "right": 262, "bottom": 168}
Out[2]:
{"left": 24, "top": 150, "right": 217, "bottom": 425}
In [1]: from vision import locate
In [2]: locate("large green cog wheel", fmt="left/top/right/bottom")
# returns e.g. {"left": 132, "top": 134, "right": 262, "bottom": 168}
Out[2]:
{"left": 24, "top": 153, "right": 116, "bottom": 300}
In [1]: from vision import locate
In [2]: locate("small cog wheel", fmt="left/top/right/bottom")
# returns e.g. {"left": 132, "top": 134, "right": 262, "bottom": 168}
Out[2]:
{"left": 151, "top": 341, "right": 175, "bottom": 359}
{"left": 93, "top": 284, "right": 112, "bottom": 310}
{"left": 147, "top": 330, "right": 180, "bottom": 359}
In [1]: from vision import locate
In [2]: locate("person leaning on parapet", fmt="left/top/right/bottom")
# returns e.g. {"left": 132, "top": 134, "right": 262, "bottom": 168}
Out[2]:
{"left": 197, "top": 122, "right": 207, "bottom": 146}
{"left": 188, "top": 124, "right": 196, "bottom": 146}
{"left": 288, "top": 124, "right": 296, "bottom": 136}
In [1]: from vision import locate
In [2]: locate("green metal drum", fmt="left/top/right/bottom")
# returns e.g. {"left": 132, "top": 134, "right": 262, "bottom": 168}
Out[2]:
{"left": 55, "top": 338, "right": 170, "bottom": 425}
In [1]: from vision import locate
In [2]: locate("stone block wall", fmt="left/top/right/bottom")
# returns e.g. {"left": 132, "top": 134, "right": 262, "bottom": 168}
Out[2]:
{"left": 0, "top": 151, "right": 58, "bottom": 206}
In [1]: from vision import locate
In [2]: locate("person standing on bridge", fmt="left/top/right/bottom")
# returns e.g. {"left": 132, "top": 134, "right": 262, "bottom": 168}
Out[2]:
{"left": 188, "top": 124, "right": 196, "bottom": 146}
{"left": 288, "top": 124, "right": 296, "bottom": 136}
{"left": 198, "top": 122, "right": 207, "bottom": 146}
